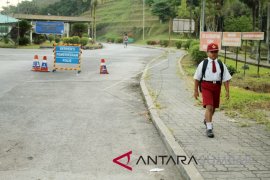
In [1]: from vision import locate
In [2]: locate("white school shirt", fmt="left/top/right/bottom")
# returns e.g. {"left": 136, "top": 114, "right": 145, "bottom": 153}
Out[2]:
{"left": 193, "top": 57, "right": 232, "bottom": 82}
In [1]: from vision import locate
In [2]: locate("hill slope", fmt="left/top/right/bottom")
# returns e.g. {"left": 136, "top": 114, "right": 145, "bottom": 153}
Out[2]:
{"left": 33, "top": 0, "right": 60, "bottom": 8}
{"left": 82, "top": 0, "right": 170, "bottom": 41}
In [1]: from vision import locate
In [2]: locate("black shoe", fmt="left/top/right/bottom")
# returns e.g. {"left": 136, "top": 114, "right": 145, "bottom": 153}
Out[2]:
{"left": 206, "top": 129, "right": 214, "bottom": 138}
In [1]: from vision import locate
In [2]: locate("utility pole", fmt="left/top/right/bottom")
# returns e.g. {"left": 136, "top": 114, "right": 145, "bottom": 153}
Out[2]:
{"left": 257, "top": 1, "right": 263, "bottom": 76}
{"left": 142, "top": 0, "right": 145, "bottom": 40}
{"left": 267, "top": 2, "right": 270, "bottom": 63}
{"left": 6, "top": 0, "right": 9, "bottom": 21}
{"left": 200, "top": 0, "right": 205, "bottom": 32}
{"left": 17, "top": 0, "right": 20, "bottom": 46}
{"left": 189, "top": 0, "right": 193, "bottom": 37}
{"left": 256, "top": 1, "right": 263, "bottom": 64}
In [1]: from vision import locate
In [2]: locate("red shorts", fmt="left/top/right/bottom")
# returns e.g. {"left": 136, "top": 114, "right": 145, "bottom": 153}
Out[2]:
{"left": 201, "top": 81, "right": 221, "bottom": 108}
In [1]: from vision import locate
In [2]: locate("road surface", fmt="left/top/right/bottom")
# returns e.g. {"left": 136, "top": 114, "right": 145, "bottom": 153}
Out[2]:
{"left": 0, "top": 44, "right": 182, "bottom": 180}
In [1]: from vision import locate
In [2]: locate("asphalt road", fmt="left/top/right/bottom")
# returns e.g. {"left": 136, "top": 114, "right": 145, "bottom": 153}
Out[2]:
{"left": 0, "top": 44, "right": 181, "bottom": 180}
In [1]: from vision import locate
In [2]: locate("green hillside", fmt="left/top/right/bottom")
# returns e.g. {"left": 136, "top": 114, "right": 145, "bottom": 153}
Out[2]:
{"left": 82, "top": 0, "right": 172, "bottom": 42}
{"left": 33, "top": 0, "right": 60, "bottom": 8}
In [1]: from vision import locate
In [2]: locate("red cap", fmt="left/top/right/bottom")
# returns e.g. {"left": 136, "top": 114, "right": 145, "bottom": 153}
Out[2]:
{"left": 101, "top": 59, "right": 105, "bottom": 63}
{"left": 34, "top": 55, "right": 38, "bottom": 59}
{"left": 207, "top": 43, "right": 219, "bottom": 52}
{"left": 43, "top": 56, "right": 47, "bottom": 60}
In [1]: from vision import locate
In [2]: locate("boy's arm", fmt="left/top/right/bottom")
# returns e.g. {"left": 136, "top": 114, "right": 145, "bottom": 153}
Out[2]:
{"left": 224, "top": 81, "right": 230, "bottom": 99}
{"left": 194, "top": 80, "right": 199, "bottom": 99}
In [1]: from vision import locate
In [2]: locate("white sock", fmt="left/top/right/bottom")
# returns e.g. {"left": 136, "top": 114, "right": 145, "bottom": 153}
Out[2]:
{"left": 206, "top": 122, "right": 212, "bottom": 130}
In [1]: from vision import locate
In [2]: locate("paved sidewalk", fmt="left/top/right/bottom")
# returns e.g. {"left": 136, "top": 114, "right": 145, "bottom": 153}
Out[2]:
{"left": 144, "top": 49, "right": 270, "bottom": 180}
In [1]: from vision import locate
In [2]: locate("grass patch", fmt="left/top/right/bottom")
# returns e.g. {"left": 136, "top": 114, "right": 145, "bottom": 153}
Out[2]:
{"left": 0, "top": 41, "right": 16, "bottom": 48}
{"left": 219, "top": 57, "right": 270, "bottom": 93}
{"left": 148, "top": 88, "right": 164, "bottom": 110}
{"left": 181, "top": 54, "right": 270, "bottom": 129}
{"left": 181, "top": 54, "right": 197, "bottom": 76}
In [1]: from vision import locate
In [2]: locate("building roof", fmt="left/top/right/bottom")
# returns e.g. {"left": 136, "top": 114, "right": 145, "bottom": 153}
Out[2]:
{"left": 0, "top": 14, "right": 18, "bottom": 24}
{"left": 11, "top": 14, "right": 92, "bottom": 23}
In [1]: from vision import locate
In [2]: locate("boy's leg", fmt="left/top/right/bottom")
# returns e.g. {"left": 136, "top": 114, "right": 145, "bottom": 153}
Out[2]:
{"left": 205, "top": 105, "right": 214, "bottom": 122}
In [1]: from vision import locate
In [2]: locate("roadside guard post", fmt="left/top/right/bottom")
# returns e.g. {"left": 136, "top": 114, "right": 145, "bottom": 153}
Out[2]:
{"left": 53, "top": 45, "right": 82, "bottom": 73}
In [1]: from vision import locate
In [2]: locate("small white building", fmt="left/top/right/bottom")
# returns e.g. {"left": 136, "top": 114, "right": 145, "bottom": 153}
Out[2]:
{"left": 0, "top": 14, "right": 18, "bottom": 36}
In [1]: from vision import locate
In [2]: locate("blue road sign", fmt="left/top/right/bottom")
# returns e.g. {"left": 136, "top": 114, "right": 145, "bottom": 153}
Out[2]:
{"left": 35, "top": 21, "right": 64, "bottom": 35}
{"left": 55, "top": 46, "right": 80, "bottom": 64}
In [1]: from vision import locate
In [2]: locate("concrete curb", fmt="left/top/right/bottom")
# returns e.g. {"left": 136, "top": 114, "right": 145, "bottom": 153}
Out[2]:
{"left": 140, "top": 54, "right": 204, "bottom": 180}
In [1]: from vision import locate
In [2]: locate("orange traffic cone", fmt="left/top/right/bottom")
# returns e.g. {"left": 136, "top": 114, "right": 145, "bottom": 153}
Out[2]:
{"left": 40, "top": 56, "right": 49, "bottom": 72}
{"left": 32, "top": 55, "right": 40, "bottom": 72}
{"left": 100, "top": 59, "right": 109, "bottom": 74}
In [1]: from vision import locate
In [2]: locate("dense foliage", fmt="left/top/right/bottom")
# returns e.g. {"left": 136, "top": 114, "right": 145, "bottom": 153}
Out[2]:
{"left": 1, "top": 0, "right": 91, "bottom": 16}
{"left": 147, "top": 0, "right": 269, "bottom": 35}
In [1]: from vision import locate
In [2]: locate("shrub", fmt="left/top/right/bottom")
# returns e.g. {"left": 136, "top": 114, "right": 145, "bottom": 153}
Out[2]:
{"left": 80, "top": 37, "right": 89, "bottom": 46}
{"left": 55, "top": 37, "right": 61, "bottom": 43}
{"left": 48, "top": 34, "right": 55, "bottom": 43}
{"left": 227, "top": 65, "right": 237, "bottom": 76}
{"left": 116, "top": 38, "right": 123, "bottom": 43}
{"left": 147, "top": 40, "right": 158, "bottom": 45}
{"left": 190, "top": 44, "right": 207, "bottom": 64}
{"left": 106, "top": 37, "right": 115, "bottom": 43}
{"left": 175, "top": 41, "right": 182, "bottom": 49}
{"left": 3, "top": 36, "right": 9, "bottom": 44}
{"left": 62, "top": 37, "right": 72, "bottom": 44}
{"left": 89, "top": 38, "right": 94, "bottom": 44}
{"left": 70, "top": 36, "right": 80, "bottom": 44}
{"left": 182, "top": 42, "right": 188, "bottom": 49}
{"left": 183, "top": 39, "right": 192, "bottom": 49}
{"left": 160, "top": 40, "right": 169, "bottom": 47}
{"left": 189, "top": 40, "right": 199, "bottom": 49}
{"left": 82, "top": 33, "right": 89, "bottom": 37}
{"left": 33, "top": 34, "right": 46, "bottom": 45}
{"left": 19, "top": 37, "right": 30, "bottom": 45}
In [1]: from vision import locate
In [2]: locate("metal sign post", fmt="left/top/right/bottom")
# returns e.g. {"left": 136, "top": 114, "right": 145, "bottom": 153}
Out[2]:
{"left": 236, "top": 47, "right": 239, "bottom": 71}
{"left": 244, "top": 40, "right": 248, "bottom": 77}
{"left": 224, "top": 46, "right": 227, "bottom": 64}
{"left": 242, "top": 32, "right": 264, "bottom": 77}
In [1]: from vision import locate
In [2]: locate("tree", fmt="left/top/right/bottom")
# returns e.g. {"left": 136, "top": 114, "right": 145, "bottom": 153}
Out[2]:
{"left": 1, "top": 6, "right": 17, "bottom": 15}
{"left": 72, "top": 23, "right": 88, "bottom": 37}
{"left": 222, "top": 0, "right": 253, "bottom": 32}
{"left": 9, "top": 20, "right": 31, "bottom": 45}
{"left": 1, "top": 1, "right": 40, "bottom": 14}
{"left": 222, "top": 0, "right": 251, "bottom": 17}
{"left": 90, "top": 0, "right": 98, "bottom": 42}
{"left": 18, "top": 20, "right": 32, "bottom": 38}
{"left": 204, "top": 0, "right": 223, "bottom": 31}
{"left": 224, "top": 16, "right": 253, "bottom": 32}
{"left": 151, "top": 0, "right": 177, "bottom": 22}
{"left": 40, "top": 0, "right": 91, "bottom": 16}
{"left": 17, "top": 1, "right": 40, "bottom": 14}
{"left": 239, "top": 0, "right": 259, "bottom": 31}
{"left": 178, "top": 0, "right": 189, "bottom": 18}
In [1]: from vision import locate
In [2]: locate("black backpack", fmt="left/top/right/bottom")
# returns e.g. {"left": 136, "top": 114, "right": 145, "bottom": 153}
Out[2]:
{"left": 199, "top": 59, "right": 224, "bottom": 92}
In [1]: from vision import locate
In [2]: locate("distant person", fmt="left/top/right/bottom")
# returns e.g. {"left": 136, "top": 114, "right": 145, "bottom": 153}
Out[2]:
{"left": 123, "top": 33, "right": 128, "bottom": 48}
{"left": 193, "top": 43, "right": 232, "bottom": 138}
